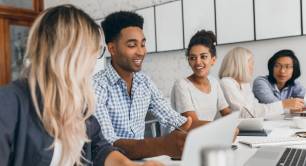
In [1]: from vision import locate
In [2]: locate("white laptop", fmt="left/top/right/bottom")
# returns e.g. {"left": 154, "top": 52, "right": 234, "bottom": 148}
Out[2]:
{"left": 245, "top": 146, "right": 306, "bottom": 166}
{"left": 181, "top": 112, "right": 240, "bottom": 166}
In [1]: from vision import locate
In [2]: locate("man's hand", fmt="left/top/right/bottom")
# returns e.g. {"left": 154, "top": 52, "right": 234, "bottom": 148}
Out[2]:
{"left": 163, "top": 117, "right": 192, "bottom": 158}
{"left": 282, "top": 98, "right": 304, "bottom": 110}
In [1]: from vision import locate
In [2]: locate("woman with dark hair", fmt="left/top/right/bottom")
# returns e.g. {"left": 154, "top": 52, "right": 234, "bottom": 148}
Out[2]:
{"left": 171, "top": 29, "right": 231, "bottom": 121}
{"left": 219, "top": 47, "right": 301, "bottom": 118}
{"left": 253, "top": 49, "right": 305, "bottom": 112}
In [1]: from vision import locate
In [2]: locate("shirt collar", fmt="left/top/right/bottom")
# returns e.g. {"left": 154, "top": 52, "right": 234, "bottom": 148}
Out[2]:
{"left": 106, "top": 63, "right": 122, "bottom": 85}
{"left": 273, "top": 83, "right": 289, "bottom": 93}
{"left": 106, "top": 62, "right": 143, "bottom": 86}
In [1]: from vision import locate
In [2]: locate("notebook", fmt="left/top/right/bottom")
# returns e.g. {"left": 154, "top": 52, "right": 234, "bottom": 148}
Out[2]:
{"left": 239, "top": 137, "right": 306, "bottom": 148}
{"left": 238, "top": 129, "right": 268, "bottom": 136}
{"left": 237, "top": 118, "right": 267, "bottom": 136}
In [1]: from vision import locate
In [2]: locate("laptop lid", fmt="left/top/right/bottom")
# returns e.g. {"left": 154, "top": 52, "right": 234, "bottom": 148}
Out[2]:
{"left": 181, "top": 111, "right": 240, "bottom": 166}
{"left": 244, "top": 147, "right": 286, "bottom": 166}
{"left": 238, "top": 118, "right": 264, "bottom": 131}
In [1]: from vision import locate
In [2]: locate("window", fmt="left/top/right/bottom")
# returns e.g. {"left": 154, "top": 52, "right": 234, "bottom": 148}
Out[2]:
{"left": 0, "top": 0, "right": 33, "bottom": 9}
{"left": 0, "top": 0, "right": 43, "bottom": 85}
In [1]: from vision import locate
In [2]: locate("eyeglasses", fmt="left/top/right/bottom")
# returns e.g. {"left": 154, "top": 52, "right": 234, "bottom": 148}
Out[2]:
{"left": 97, "top": 46, "right": 106, "bottom": 59}
{"left": 274, "top": 64, "right": 293, "bottom": 70}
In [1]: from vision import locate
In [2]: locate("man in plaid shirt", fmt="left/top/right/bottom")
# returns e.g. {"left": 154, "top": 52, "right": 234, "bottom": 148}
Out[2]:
{"left": 94, "top": 11, "right": 208, "bottom": 159}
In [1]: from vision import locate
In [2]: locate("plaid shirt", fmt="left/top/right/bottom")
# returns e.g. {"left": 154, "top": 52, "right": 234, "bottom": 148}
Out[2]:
{"left": 93, "top": 63, "right": 186, "bottom": 143}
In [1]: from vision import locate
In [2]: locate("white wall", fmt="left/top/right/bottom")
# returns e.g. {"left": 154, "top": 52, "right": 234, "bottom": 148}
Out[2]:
{"left": 44, "top": 0, "right": 171, "bottom": 19}
{"left": 145, "top": 36, "right": 306, "bottom": 98}
{"left": 45, "top": 0, "right": 306, "bottom": 99}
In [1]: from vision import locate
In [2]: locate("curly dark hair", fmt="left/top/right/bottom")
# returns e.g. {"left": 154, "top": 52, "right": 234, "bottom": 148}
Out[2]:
{"left": 186, "top": 29, "right": 217, "bottom": 57}
{"left": 101, "top": 11, "right": 144, "bottom": 44}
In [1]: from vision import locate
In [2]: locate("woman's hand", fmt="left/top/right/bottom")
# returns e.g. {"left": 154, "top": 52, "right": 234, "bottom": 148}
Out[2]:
{"left": 282, "top": 98, "right": 304, "bottom": 110}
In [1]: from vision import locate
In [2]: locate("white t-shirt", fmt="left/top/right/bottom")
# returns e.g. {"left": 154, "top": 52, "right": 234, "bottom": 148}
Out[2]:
{"left": 171, "top": 76, "right": 229, "bottom": 121}
{"left": 219, "top": 77, "right": 284, "bottom": 118}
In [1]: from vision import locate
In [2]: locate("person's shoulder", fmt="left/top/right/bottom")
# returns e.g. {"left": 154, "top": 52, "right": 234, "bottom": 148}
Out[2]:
{"left": 254, "top": 75, "right": 269, "bottom": 83}
{"left": 135, "top": 71, "right": 155, "bottom": 85}
{"left": 253, "top": 75, "right": 273, "bottom": 89}
{"left": 293, "top": 79, "right": 302, "bottom": 85}
{"left": 208, "top": 75, "right": 219, "bottom": 84}
{"left": 173, "top": 78, "right": 189, "bottom": 88}
{"left": 175, "top": 78, "right": 189, "bottom": 84}
{"left": 85, "top": 116, "right": 100, "bottom": 135}
{"left": 136, "top": 71, "right": 148, "bottom": 79}
{"left": 292, "top": 80, "right": 305, "bottom": 89}
{"left": 92, "top": 69, "right": 109, "bottom": 88}
{"left": 220, "top": 77, "right": 236, "bottom": 84}
{"left": 0, "top": 80, "right": 28, "bottom": 100}
{"left": 220, "top": 77, "right": 241, "bottom": 89}
{"left": 93, "top": 70, "right": 108, "bottom": 82}
{"left": 0, "top": 84, "right": 18, "bottom": 100}
{"left": 0, "top": 80, "right": 28, "bottom": 115}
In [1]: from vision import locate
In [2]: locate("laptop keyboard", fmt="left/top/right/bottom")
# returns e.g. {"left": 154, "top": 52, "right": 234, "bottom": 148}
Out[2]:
{"left": 277, "top": 148, "right": 306, "bottom": 166}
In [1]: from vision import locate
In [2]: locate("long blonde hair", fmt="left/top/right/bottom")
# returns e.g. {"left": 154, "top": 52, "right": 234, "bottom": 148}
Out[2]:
{"left": 23, "top": 5, "right": 101, "bottom": 165}
{"left": 218, "top": 47, "right": 253, "bottom": 83}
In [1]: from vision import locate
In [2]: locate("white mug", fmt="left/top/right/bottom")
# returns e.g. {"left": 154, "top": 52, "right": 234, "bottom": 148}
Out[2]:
{"left": 293, "top": 117, "right": 306, "bottom": 129}
{"left": 201, "top": 147, "right": 236, "bottom": 166}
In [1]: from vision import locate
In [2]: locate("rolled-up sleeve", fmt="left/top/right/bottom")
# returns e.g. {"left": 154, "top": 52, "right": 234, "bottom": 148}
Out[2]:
{"left": 93, "top": 80, "right": 119, "bottom": 144}
{"left": 147, "top": 77, "right": 187, "bottom": 129}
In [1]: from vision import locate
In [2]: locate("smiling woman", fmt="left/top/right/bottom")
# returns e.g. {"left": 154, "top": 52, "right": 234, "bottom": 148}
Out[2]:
{"left": 171, "top": 29, "right": 231, "bottom": 122}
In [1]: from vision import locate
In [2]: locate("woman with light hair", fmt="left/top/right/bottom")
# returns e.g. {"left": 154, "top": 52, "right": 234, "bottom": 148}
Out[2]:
{"left": 218, "top": 47, "right": 303, "bottom": 118}
{"left": 0, "top": 5, "right": 162, "bottom": 166}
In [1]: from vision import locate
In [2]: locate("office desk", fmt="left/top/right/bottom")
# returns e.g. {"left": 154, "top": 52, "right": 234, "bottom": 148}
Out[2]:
{"left": 139, "top": 117, "right": 306, "bottom": 166}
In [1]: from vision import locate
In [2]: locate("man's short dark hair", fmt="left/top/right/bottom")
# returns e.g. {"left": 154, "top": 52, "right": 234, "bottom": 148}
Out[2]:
{"left": 267, "top": 49, "right": 301, "bottom": 86}
{"left": 101, "top": 11, "right": 144, "bottom": 44}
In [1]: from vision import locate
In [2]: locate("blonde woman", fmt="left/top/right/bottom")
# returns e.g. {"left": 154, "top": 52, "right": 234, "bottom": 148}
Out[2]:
{"left": 218, "top": 47, "right": 304, "bottom": 118}
{"left": 0, "top": 5, "right": 161, "bottom": 166}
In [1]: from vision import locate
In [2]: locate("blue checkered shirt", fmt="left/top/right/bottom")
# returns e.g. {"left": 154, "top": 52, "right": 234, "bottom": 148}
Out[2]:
{"left": 93, "top": 63, "right": 187, "bottom": 143}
